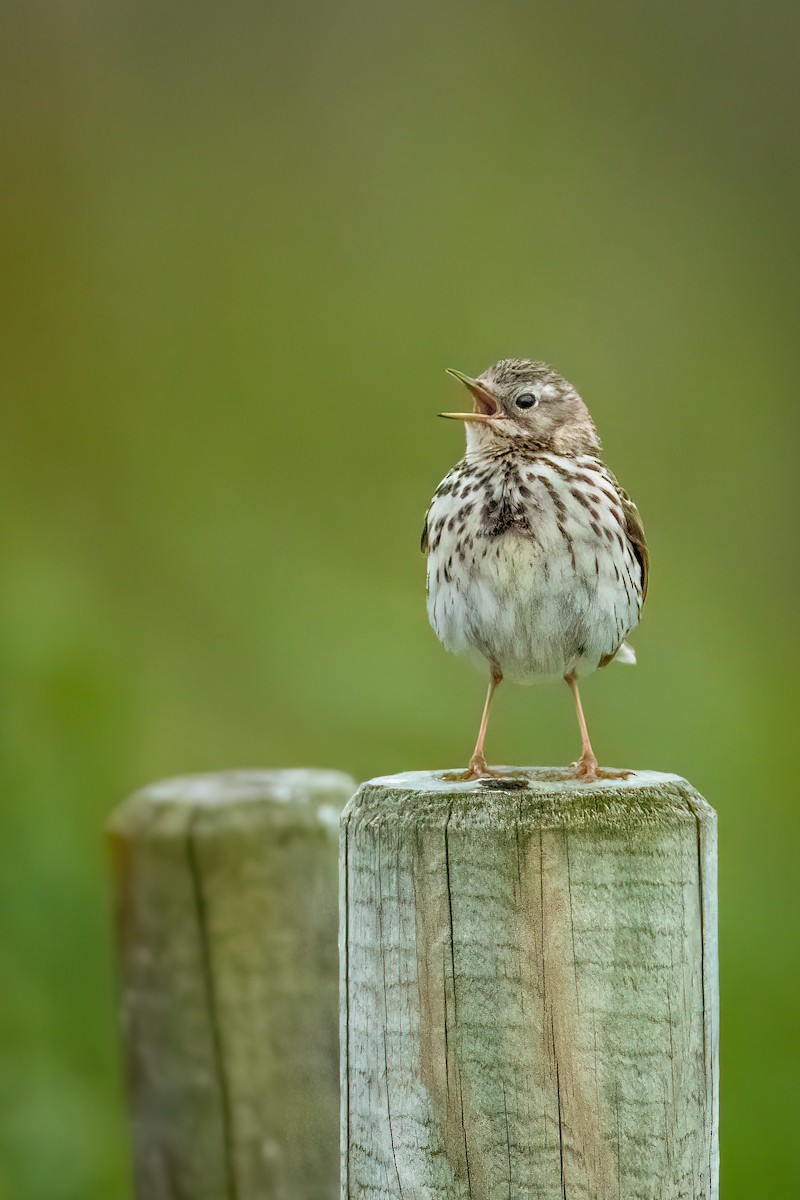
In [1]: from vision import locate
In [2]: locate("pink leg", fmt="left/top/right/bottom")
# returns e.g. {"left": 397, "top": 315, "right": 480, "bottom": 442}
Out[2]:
{"left": 465, "top": 666, "right": 503, "bottom": 779}
{"left": 565, "top": 672, "right": 599, "bottom": 781}
{"left": 564, "top": 673, "right": 632, "bottom": 782}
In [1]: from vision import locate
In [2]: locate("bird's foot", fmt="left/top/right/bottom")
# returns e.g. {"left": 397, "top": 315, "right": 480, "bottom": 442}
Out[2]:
{"left": 570, "top": 756, "right": 633, "bottom": 783}
{"left": 461, "top": 754, "right": 504, "bottom": 781}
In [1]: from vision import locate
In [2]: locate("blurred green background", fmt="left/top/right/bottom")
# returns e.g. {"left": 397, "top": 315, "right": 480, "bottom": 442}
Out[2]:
{"left": 1, "top": 0, "right": 797, "bottom": 1195}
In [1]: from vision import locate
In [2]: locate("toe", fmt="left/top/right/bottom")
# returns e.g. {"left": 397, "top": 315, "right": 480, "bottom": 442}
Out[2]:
{"left": 571, "top": 761, "right": 633, "bottom": 782}
{"left": 571, "top": 757, "right": 599, "bottom": 781}
{"left": 463, "top": 757, "right": 503, "bottom": 780}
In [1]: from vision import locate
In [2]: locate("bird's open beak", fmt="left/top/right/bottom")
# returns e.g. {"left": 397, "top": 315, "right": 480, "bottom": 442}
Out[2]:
{"left": 439, "top": 369, "right": 500, "bottom": 422}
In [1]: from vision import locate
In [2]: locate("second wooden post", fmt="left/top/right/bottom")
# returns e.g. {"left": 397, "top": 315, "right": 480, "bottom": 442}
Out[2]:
{"left": 340, "top": 768, "right": 718, "bottom": 1200}
{"left": 109, "top": 768, "right": 356, "bottom": 1200}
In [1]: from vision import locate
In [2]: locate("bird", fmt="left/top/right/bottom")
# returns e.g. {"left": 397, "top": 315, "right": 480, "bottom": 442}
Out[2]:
{"left": 421, "top": 358, "right": 648, "bottom": 781}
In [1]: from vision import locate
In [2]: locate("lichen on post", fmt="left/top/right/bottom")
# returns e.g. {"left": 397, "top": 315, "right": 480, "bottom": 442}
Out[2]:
{"left": 340, "top": 767, "right": 718, "bottom": 1200}
{"left": 108, "top": 768, "right": 356, "bottom": 1200}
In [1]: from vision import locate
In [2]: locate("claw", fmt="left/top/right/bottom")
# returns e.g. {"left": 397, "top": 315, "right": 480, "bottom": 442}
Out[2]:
{"left": 570, "top": 758, "right": 633, "bottom": 782}
{"left": 461, "top": 754, "right": 504, "bottom": 781}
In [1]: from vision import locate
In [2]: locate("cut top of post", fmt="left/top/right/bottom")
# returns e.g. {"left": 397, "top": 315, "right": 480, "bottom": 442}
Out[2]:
{"left": 108, "top": 768, "right": 355, "bottom": 838}
{"left": 344, "top": 766, "right": 715, "bottom": 833}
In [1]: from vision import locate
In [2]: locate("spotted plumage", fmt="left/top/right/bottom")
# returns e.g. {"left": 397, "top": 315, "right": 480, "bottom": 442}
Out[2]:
{"left": 422, "top": 358, "right": 648, "bottom": 781}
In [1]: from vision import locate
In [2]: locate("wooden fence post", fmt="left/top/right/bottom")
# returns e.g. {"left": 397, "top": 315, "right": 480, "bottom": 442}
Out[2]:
{"left": 108, "top": 768, "right": 356, "bottom": 1200}
{"left": 340, "top": 768, "right": 718, "bottom": 1200}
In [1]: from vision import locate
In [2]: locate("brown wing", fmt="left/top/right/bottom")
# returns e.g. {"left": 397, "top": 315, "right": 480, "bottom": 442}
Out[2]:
{"left": 420, "top": 508, "right": 429, "bottom": 554}
{"left": 615, "top": 481, "right": 649, "bottom": 602}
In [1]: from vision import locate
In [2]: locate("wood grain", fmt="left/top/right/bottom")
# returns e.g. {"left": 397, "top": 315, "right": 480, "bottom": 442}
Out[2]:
{"left": 108, "top": 768, "right": 356, "bottom": 1200}
{"left": 340, "top": 768, "right": 718, "bottom": 1200}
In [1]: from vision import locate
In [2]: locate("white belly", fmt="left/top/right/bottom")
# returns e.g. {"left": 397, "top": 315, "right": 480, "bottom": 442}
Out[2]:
{"left": 425, "top": 456, "right": 643, "bottom": 683}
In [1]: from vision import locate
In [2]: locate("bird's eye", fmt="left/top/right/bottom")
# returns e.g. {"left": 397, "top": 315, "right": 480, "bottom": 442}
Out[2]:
{"left": 515, "top": 392, "right": 538, "bottom": 410}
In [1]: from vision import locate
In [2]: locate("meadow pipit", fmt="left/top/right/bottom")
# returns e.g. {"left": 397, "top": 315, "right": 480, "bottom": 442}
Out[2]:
{"left": 422, "top": 358, "right": 648, "bottom": 781}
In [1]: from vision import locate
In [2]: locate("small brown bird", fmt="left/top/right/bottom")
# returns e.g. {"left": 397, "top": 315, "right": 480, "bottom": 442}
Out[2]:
{"left": 422, "top": 358, "right": 648, "bottom": 781}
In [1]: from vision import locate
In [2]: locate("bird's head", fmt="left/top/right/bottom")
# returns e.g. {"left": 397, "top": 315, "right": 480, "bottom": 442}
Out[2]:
{"left": 440, "top": 358, "right": 600, "bottom": 455}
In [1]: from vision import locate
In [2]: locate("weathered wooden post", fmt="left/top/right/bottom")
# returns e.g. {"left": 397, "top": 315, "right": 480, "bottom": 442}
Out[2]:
{"left": 340, "top": 768, "right": 718, "bottom": 1199}
{"left": 108, "top": 768, "right": 356, "bottom": 1200}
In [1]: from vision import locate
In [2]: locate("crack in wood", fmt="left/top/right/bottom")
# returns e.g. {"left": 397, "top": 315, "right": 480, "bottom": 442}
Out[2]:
{"left": 444, "top": 801, "right": 458, "bottom": 1020}
{"left": 342, "top": 827, "right": 351, "bottom": 1200}
{"left": 383, "top": 1030, "right": 405, "bottom": 1199}
{"left": 555, "top": 1061, "right": 567, "bottom": 1200}
{"left": 186, "top": 813, "right": 239, "bottom": 1200}
{"left": 502, "top": 1081, "right": 513, "bottom": 1200}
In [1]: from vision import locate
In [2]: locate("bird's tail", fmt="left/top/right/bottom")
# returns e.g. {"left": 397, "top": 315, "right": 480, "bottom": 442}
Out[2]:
{"left": 614, "top": 640, "right": 637, "bottom": 665}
